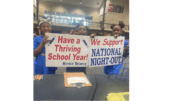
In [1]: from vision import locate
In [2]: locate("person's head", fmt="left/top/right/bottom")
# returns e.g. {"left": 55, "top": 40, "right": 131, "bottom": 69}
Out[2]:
{"left": 74, "top": 24, "right": 88, "bottom": 35}
{"left": 106, "top": 33, "right": 111, "bottom": 36}
{"left": 110, "top": 22, "right": 125, "bottom": 36}
{"left": 38, "top": 16, "right": 52, "bottom": 35}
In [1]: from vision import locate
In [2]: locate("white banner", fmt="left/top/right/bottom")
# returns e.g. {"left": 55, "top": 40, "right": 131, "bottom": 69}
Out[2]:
{"left": 89, "top": 36, "right": 125, "bottom": 67}
{"left": 45, "top": 33, "right": 89, "bottom": 67}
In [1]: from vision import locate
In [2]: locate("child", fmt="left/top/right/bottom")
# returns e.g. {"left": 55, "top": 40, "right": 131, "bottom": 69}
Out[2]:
{"left": 90, "top": 22, "right": 129, "bottom": 75}
{"left": 33, "top": 16, "right": 57, "bottom": 74}
{"left": 104, "top": 22, "right": 129, "bottom": 75}
{"left": 67, "top": 24, "right": 93, "bottom": 74}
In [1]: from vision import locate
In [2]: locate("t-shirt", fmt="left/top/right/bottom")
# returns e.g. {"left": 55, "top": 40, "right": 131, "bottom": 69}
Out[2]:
{"left": 104, "top": 38, "right": 129, "bottom": 75}
{"left": 34, "top": 35, "right": 57, "bottom": 74}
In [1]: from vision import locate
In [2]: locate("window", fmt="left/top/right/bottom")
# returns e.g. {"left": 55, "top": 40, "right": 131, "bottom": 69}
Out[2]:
{"left": 44, "top": 10, "right": 50, "bottom": 19}
{"left": 44, "top": 11, "right": 93, "bottom": 26}
{"left": 50, "top": 11, "right": 56, "bottom": 23}
{"left": 56, "top": 12, "right": 60, "bottom": 23}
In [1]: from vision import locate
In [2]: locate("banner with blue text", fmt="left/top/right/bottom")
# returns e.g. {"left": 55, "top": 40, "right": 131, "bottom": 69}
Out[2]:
{"left": 45, "top": 34, "right": 124, "bottom": 67}
{"left": 89, "top": 36, "right": 125, "bottom": 67}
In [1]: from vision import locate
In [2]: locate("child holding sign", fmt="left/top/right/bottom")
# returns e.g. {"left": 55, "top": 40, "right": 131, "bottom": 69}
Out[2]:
{"left": 67, "top": 25, "right": 93, "bottom": 74}
{"left": 69, "top": 24, "right": 89, "bottom": 35}
{"left": 33, "top": 16, "right": 57, "bottom": 74}
{"left": 90, "top": 22, "right": 129, "bottom": 75}
{"left": 104, "top": 22, "right": 129, "bottom": 75}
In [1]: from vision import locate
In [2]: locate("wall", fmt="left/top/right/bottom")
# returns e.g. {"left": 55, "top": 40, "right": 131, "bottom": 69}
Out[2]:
{"left": 39, "top": 0, "right": 101, "bottom": 22}
{"left": 38, "top": 0, "right": 129, "bottom": 32}
{"left": 33, "top": 6, "right": 37, "bottom": 15}
{"left": 99, "top": 0, "right": 129, "bottom": 25}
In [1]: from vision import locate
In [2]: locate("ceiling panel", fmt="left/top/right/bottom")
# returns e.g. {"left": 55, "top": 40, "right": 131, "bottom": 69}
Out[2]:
{"left": 40, "top": 0, "right": 104, "bottom": 8}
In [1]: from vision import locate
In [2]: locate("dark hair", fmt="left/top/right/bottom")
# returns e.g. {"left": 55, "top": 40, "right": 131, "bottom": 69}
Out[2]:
{"left": 38, "top": 16, "right": 52, "bottom": 28}
{"left": 75, "top": 24, "right": 89, "bottom": 34}
{"left": 110, "top": 23, "right": 125, "bottom": 29}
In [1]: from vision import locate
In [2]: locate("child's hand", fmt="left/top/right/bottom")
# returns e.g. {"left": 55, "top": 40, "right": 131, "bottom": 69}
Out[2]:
{"left": 69, "top": 29, "right": 74, "bottom": 34}
{"left": 42, "top": 35, "right": 51, "bottom": 45}
{"left": 90, "top": 33, "right": 96, "bottom": 38}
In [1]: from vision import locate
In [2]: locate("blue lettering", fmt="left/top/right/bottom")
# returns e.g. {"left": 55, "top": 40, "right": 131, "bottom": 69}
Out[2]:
{"left": 91, "top": 49, "right": 96, "bottom": 57}
{"left": 101, "top": 58, "right": 106, "bottom": 65}
{"left": 97, "top": 58, "right": 101, "bottom": 65}
{"left": 114, "top": 57, "right": 117, "bottom": 63}
{"left": 105, "top": 57, "right": 109, "bottom": 64}
{"left": 94, "top": 58, "right": 97, "bottom": 65}
{"left": 111, "top": 48, "right": 115, "bottom": 55}
{"left": 118, "top": 48, "right": 121, "bottom": 55}
{"left": 91, "top": 58, "right": 95, "bottom": 66}
{"left": 96, "top": 49, "right": 100, "bottom": 56}
{"left": 117, "top": 56, "right": 121, "bottom": 64}
{"left": 110, "top": 57, "right": 114, "bottom": 64}
{"left": 107, "top": 48, "right": 111, "bottom": 56}
{"left": 104, "top": 48, "right": 106, "bottom": 56}
{"left": 90, "top": 57, "right": 109, "bottom": 66}
{"left": 100, "top": 48, "right": 104, "bottom": 56}
{"left": 115, "top": 48, "right": 118, "bottom": 55}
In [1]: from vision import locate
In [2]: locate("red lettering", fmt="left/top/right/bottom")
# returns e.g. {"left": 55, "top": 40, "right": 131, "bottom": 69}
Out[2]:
{"left": 76, "top": 39, "right": 80, "bottom": 44}
{"left": 55, "top": 45, "right": 59, "bottom": 51}
{"left": 53, "top": 55, "right": 56, "bottom": 60}
{"left": 58, "top": 36, "right": 63, "bottom": 43}
{"left": 91, "top": 38, "right": 101, "bottom": 46}
{"left": 57, "top": 53, "right": 60, "bottom": 60}
{"left": 48, "top": 53, "right": 52, "bottom": 60}
{"left": 76, "top": 56, "right": 80, "bottom": 60}
{"left": 86, "top": 54, "right": 88, "bottom": 60}
{"left": 65, "top": 55, "right": 68, "bottom": 60}
{"left": 73, "top": 54, "right": 88, "bottom": 60}
{"left": 97, "top": 40, "right": 100, "bottom": 45}
{"left": 58, "top": 36, "right": 74, "bottom": 44}
{"left": 61, "top": 55, "right": 64, "bottom": 60}
{"left": 69, "top": 54, "right": 71, "bottom": 60}
{"left": 109, "top": 40, "right": 112, "bottom": 47}
{"left": 77, "top": 47, "right": 81, "bottom": 54}
{"left": 103, "top": 39, "right": 107, "bottom": 45}
{"left": 112, "top": 41, "right": 115, "bottom": 46}
{"left": 73, "top": 54, "right": 77, "bottom": 60}
{"left": 48, "top": 53, "right": 71, "bottom": 60}
{"left": 79, "top": 56, "right": 83, "bottom": 60}
{"left": 103, "top": 39, "right": 124, "bottom": 47}
{"left": 66, "top": 38, "right": 74, "bottom": 43}
{"left": 119, "top": 40, "right": 123, "bottom": 45}
{"left": 91, "top": 39, "right": 96, "bottom": 45}
{"left": 83, "top": 56, "right": 86, "bottom": 60}
{"left": 63, "top": 38, "right": 67, "bottom": 43}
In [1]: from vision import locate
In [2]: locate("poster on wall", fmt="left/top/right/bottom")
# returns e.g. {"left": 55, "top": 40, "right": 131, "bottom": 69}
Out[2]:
{"left": 108, "top": 4, "right": 114, "bottom": 12}
{"left": 89, "top": 36, "right": 125, "bottom": 67}
{"left": 108, "top": 4, "right": 124, "bottom": 13}
{"left": 45, "top": 34, "right": 90, "bottom": 67}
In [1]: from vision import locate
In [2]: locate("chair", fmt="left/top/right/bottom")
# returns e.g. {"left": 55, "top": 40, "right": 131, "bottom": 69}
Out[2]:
{"left": 107, "top": 55, "right": 129, "bottom": 82}
{"left": 117, "top": 62, "right": 129, "bottom": 82}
